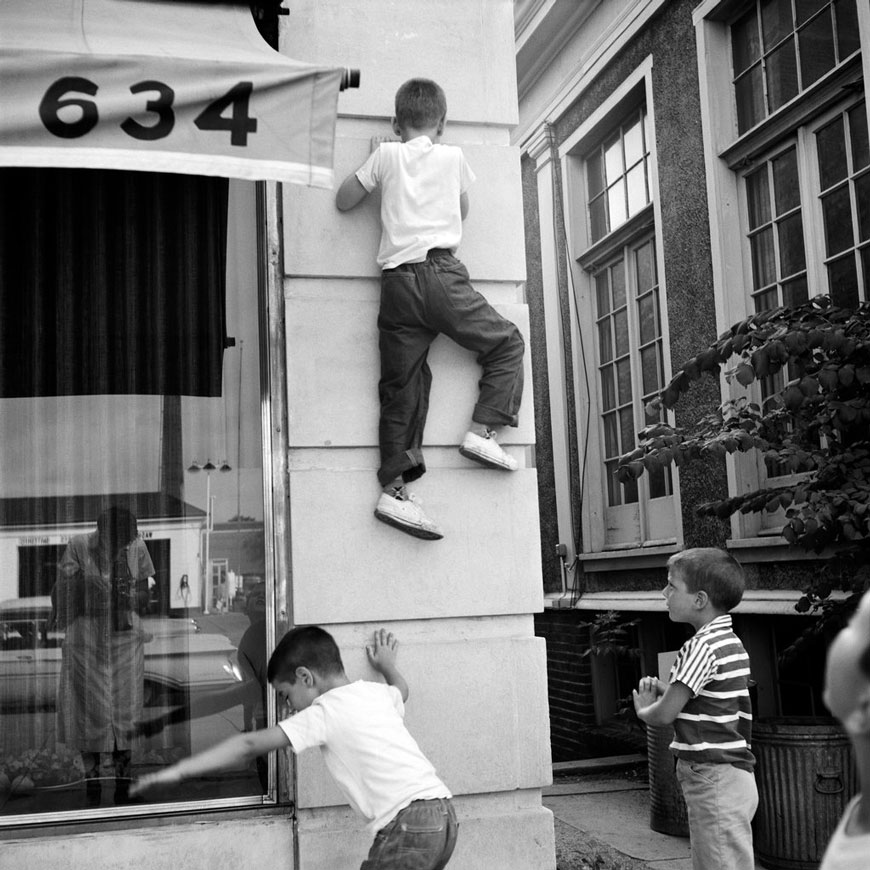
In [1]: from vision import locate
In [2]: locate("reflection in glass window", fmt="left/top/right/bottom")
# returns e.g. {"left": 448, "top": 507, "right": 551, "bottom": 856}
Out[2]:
{"left": 586, "top": 106, "right": 650, "bottom": 243}
{"left": 731, "top": 0, "right": 859, "bottom": 134}
{"left": 0, "top": 171, "right": 268, "bottom": 818}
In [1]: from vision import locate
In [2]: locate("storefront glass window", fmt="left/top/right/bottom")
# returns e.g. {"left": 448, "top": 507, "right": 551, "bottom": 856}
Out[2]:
{"left": 0, "top": 170, "right": 269, "bottom": 818}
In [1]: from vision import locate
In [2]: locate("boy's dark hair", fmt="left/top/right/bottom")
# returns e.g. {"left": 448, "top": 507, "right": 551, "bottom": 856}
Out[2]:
{"left": 394, "top": 78, "right": 447, "bottom": 130}
{"left": 668, "top": 547, "right": 746, "bottom": 612}
{"left": 267, "top": 625, "right": 345, "bottom": 684}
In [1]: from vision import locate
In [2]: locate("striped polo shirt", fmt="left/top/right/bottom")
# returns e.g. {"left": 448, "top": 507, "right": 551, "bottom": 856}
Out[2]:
{"left": 669, "top": 614, "right": 755, "bottom": 772}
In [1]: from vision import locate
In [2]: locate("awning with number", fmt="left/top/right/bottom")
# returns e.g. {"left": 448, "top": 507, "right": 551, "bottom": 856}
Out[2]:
{"left": 0, "top": 0, "right": 348, "bottom": 187}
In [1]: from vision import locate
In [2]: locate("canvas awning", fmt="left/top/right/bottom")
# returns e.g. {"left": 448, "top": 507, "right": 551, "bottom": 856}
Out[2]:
{"left": 0, "top": 0, "right": 350, "bottom": 187}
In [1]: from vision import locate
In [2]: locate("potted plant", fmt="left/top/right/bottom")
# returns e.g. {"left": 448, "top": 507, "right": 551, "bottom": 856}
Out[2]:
{"left": 617, "top": 296, "right": 869, "bottom": 868}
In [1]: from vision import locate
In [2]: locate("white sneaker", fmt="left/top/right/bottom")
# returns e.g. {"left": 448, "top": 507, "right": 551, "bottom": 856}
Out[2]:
{"left": 374, "top": 488, "right": 444, "bottom": 540}
{"left": 459, "top": 429, "right": 518, "bottom": 471}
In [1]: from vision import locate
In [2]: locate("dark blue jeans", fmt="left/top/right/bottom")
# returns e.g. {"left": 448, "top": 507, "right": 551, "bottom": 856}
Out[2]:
{"left": 377, "top": 250, "right": 524, "bottom": 486}
{"left": 361, "top": 798, "right": 458, "bottom": 870}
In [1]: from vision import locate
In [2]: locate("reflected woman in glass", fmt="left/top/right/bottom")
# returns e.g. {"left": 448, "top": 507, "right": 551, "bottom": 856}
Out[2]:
{"left": 51, "top": 506, "right": 154, "bottom": 806}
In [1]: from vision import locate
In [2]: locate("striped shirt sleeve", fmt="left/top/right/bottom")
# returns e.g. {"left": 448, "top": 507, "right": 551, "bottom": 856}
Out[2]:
{"left": 670, "top": 635, "right": 717, "bottom": 696}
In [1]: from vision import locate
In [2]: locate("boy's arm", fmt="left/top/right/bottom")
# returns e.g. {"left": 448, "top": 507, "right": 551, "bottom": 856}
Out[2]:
{"left": 129, "top": 725, "right": 290, "bottom": 796}
{"left": 633, "top": 677, "right": 693, "bottom": 726}
{"left": 366, "top": 628, "right": 410, "bottom": 702}
{"left": 460, "top": 191, "right": 469, "bottom": 221}
{"left": 336, "top": 171, "right": 370, "bottom": 211}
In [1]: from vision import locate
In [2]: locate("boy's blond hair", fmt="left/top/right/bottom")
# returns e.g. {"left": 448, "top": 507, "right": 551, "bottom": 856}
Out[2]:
{"left": 668, "top": 547, "right": 745, "bottom": 612}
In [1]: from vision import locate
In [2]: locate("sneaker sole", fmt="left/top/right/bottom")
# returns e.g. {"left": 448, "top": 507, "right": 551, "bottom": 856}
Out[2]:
{"left": 374, "top": 509, "right": 444, "bottom": 540}
{"left": 458, "top": 444, "right": 517, "bottom": 471}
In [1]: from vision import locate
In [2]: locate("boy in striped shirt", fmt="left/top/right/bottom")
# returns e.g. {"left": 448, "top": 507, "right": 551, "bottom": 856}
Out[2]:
{"left": 633, "top": 547, "right": 757, "bottom": 870}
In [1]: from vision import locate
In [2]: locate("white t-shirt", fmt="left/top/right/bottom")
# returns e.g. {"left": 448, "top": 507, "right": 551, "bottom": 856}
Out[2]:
{"left": 278, "top": 680, "right": 450, "bottom": 833}
{"left": 819, "top": 795, "right": 870, "bottom": 870}
{"left": 355, "top": 136, "right": 476, "bottom": 269}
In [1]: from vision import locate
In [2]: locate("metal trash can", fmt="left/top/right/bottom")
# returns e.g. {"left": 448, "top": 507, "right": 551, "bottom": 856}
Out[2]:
{"left": 647, "top": 723, "right": 689, "bottom": 837}
{"left": 753, "top": 717, "right": 858, "bottom": 870}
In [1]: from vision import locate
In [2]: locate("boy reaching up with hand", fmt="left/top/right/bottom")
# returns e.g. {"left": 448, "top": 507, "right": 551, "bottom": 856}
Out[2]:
{"left": 336, "top": 77, "right": 525, "bottom": 541}
{"left": 633, "top": 548, "right": 757, "bottom": 870}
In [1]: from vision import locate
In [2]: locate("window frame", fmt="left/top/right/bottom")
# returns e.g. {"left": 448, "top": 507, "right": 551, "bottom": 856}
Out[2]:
{"left": 560, "top": 58, "right": 680, "bottom": 556}
{"left": 694, "top": 0, "right": 870, "bottom": 546}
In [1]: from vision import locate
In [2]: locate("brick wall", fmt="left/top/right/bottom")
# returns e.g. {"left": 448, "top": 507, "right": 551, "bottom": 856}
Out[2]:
{"left": 535, "top": 608, "right": 597, "bottom": 762}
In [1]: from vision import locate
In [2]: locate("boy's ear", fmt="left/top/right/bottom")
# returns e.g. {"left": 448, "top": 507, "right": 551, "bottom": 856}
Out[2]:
{"left": 295, "top": 666, "right": 314, "bottom": 687}
{"left": 693, "top": 590, "right": 709, "bottom": 610}
{"left": 391, "top": 117, "right": 402, "bottom": 137}
{"left": 436, "top": 116, "right": 445, "bottom": 136}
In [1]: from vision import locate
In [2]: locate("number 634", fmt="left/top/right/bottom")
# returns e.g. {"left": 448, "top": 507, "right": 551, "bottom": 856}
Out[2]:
{"left": 39, "top": 77, "right": 258, "bottom": 146}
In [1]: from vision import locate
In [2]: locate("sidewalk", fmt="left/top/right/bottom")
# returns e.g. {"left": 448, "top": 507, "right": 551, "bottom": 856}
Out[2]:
{"left": 544, "top": 757, "right": 766, "bottom": 870}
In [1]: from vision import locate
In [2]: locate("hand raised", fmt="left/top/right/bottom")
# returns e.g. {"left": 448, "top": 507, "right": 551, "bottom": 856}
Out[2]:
{"left": 366, "top": 628, "right": 399, "bottom": 672}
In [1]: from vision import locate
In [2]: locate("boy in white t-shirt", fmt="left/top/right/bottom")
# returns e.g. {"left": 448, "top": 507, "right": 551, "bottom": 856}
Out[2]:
{"left": 819, "top": 587, "right": 870, "bottom": 870}
{"left": 131, "top": 626, "right": 457, "bottom": 870}
{"left": 336, "top": 78, "right": 525, "bottom": 541}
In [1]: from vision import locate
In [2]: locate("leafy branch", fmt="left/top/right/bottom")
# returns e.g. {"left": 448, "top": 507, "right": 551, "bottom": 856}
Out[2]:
{"left": 617, "top": 296, "right": 870, "bottom": 623}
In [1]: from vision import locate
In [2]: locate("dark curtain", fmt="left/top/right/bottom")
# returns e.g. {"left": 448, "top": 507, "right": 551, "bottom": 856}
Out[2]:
{"left": 0, "top": 168, "right": 229, "bottom": 398}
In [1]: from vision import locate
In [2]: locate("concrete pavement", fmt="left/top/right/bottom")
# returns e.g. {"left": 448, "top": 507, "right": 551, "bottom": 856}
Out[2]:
{"left": 544, "top": 757, "right": 766, "bottom": 870}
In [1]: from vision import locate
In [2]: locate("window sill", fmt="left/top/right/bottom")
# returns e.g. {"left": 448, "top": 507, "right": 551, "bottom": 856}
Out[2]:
{"left": 725, "top": 536, "right": 833, "bottom": 563}
{"left": 545, "top": 588, "right": 835, "bottom": 615}
{"left": 577, "top": 542, "right": 679, "bottom": 572}
{"left": 0, "top": 801, "right": 289, "bottom": 836}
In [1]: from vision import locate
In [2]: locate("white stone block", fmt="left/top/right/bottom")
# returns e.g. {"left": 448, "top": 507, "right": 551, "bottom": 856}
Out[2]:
{"left": 288, "top": 468, "right": 542, "bottom": 623}
{"left": 284, "top": 138, "right": 526, "bottom": 281}
{"left": 0, "top": 817, "right": 294, "bottom": 870}
{"left": 285, "top": 291, "right": 533, "bottom": 448}
{"left": 295, "top": 794, "right": 556, "bottom": 870}
{"left": 280, "top": 0, "right": 518, "bottom": 126}
{"left": 294, "top": 633, "right": 550, "bottom": 809}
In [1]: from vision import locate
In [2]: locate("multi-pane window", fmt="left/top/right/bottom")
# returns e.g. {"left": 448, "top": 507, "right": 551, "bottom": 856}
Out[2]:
{"left": 816, "top": 101, "right": 870, "bottom": 306}
{"left": 587, "top": 107, "right": 651, "bottom": 243}
{"left": 595, "top": 237, "right": 671, "bottom": 510}
{"left": 697, "top": 0, "right": 867, "bottom": 539}
{"left": 596, "top": 261, "right": 635, "bottom": 507}
{"left": 731, "top": 0, "right": 860, "bottom": 135}
{"left": 745, "top": 146, "right": 809, "bottom": 311}
{"left": 573, "top": 90, "right": 674, "bottom": 550}
{"left": 743, "top": 99, "right": 869, "bottom": 316}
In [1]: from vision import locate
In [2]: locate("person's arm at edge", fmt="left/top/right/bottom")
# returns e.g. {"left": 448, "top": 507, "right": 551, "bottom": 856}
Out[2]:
{"left": 336, "top": 172, "right": 369, "bottom": 211}
{"left": 633, "top": 678, "right": 693, "bottom": 726}
{"left": 366, "top": 628, "right": 410, "bottom": 702}
{"left": 130, "top": 725, "right": 290, "bottom": 796}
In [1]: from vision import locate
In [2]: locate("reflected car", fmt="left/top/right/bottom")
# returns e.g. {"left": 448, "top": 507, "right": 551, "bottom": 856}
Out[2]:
{"left": 0, "top": 597, "right": 240, "bottom": 711}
